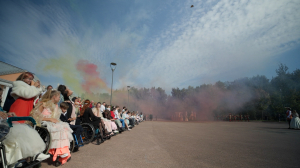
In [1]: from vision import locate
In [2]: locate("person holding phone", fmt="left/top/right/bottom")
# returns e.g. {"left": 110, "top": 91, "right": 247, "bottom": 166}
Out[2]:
{"left": 9, "top": 72, "right": 42, "bottom": 120}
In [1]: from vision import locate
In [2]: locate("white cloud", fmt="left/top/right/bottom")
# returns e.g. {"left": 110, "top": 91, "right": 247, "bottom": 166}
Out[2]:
{"left": 1, "top": 0, "right": 299, "bottom": 92}
{"left": 128, "top": 0, "right": 300, "bottom": 89}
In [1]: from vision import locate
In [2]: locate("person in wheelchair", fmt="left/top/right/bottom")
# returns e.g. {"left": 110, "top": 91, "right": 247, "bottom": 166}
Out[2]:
{"left": 80, "top": 99, "right": 110, "bottom": 144}
{"left": 103, "top": 110, "right": 118, "bottom": 134}
{"left": 30, "top": 90, "right": 73, "bottom": 166}
{"left": 92, "top": 102, "right": 114, "bottom": 137}
{"left": 0, "top": 112, "right": 50, "bottom": 167}
{"left": 59, "top": 102, "right": 83, "bottom": 145}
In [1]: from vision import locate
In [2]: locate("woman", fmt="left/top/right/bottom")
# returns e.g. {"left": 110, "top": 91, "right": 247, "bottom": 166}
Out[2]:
{"left": 30, "top": 90, "right": 73, "bottom": 166}
{"left": 103, "top": 109, "right": 118, "bottom": 133}
{"left": 122, "top": 109, "right": 130, "bottom": 126}
{"left": 92, "top": 103, "right": 113, "bottom": 136}
{"left": 290, "top": 110, "right": 300, "bottom": 129}
{"left": 120, "top": 110, "right": 131, "bottom": 130}
{"left": 9, "top": 72, "right": 42, "bottom": 120}
{"left": 80, "top": 99, "right": 105, "bottom": 144}
{"left": 0, "top": 88, "right": 49, "bottom": 167}
{"left": 72, "top": 97, "right": 81, "bottom": 125}
{"left": 58, "top": 85, "right": 76, "bottom": 125}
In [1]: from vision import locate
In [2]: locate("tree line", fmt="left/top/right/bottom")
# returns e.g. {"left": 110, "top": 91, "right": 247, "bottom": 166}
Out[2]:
{"left": 81, "top": 64, "right": 300, "bottom": 120}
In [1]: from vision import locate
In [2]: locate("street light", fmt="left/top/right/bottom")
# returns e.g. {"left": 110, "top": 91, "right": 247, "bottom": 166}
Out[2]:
{"left": 110, "top": 62, "right": 117, "bottom": 106}
{"left": 127, "top": 86, "right": 130, "bottom": 109}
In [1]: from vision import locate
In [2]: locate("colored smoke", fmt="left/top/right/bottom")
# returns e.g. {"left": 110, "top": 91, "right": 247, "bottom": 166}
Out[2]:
{"left": 76, "top": 60, "right": 109, "bottom": 94}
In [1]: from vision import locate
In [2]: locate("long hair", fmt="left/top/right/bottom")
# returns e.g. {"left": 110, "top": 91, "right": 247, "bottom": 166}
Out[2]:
{"left": 41, "top": 90, "right": 61, "bottom": 103}
{"left": 29, "top": 89, "right": 61, "bottom": 126}
{"left": 80, "top": 99, "right": 90, "bottom": 116}
{"left": 103, "top": 109, "right": 111, "bottom": 119}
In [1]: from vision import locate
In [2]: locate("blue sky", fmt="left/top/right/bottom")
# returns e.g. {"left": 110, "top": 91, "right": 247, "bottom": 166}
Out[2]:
{"left": 0, "top": 0, "right": 299, "bottom": 94}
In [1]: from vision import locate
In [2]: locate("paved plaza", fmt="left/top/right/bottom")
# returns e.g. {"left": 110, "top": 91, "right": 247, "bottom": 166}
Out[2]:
{"left": 42, "top": 121, "right": 300, "bottom": 168}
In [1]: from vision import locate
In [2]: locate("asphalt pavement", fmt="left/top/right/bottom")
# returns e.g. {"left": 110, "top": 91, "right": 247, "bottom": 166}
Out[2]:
{"left": 41, "top": 121, "right": 300, "bottom": 168}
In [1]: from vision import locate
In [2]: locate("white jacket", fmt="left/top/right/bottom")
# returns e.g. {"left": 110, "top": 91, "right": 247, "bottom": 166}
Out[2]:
{"left": 11, "top": 81, "right": 42, "bottom": 100}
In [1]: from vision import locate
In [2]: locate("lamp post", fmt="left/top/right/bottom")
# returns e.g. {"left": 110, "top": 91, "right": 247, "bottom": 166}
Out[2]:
{"left": 110, "top": 62, "right": 117, "bottom": 106}
{"left": 127, "top": 86, "right": 130, "bottom": 109}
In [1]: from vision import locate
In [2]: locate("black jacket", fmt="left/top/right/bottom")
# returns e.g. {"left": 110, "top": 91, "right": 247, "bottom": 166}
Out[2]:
{"left": 3, "top": 88, "right": 15, "bottom": 112}
{"left": 60, "top": 113, "right": 71, "bottom": 124}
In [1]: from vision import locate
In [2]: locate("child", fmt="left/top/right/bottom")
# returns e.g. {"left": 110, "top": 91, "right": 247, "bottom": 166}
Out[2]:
{"left": 30, "top": 90, "right": 73, "bottom": 166}
{"left": 60, "top": 102, "right": 83, "bottom": 144}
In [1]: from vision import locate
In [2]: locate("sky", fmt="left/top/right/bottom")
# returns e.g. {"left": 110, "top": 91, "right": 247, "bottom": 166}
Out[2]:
{"left": 0, "top": 0, "right": 299, "bottom": 95}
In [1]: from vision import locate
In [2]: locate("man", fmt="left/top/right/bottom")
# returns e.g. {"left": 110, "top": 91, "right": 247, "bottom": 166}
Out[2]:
{"left": 100, "top": 102, "right": 106, "bottom": 113}
{"left": 127, "top": 111, "right": 135, "bottom": 127}
{"left": 286, "top": 107, "right": 292, "bottom": 129}
{"left": 114, "top": 106, "right": 126, "bottom": 130}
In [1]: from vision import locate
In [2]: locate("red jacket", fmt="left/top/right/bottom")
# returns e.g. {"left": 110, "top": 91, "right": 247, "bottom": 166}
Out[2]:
{"left": 110, "top": 111, "right": 116, "bottom": 119}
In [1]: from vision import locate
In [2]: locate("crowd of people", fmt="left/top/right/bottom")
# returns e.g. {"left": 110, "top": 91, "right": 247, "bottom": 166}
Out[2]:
{"left": 0, "top": 72, "right": 144, "bottom": 167}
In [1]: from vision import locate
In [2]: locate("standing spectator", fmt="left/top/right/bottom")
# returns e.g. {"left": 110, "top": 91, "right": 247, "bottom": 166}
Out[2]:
{"left": 286, "top": 107, "right": 292, "bottom": 129}
{"left": 57, "top": 85, "right": 67, "bottom": 106}
{"left": 290, "top": 110, "right": 300, "bottom": 129}
{"left": 8, "top": 72, "right": 42, "bottom": 120}
{"left": 41, "top": 85, "right": 53, "bottom": 96}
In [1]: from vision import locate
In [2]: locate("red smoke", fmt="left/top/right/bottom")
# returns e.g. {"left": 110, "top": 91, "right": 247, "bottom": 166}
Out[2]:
{"left": 76, "top": 60, "right": 108, "bottom": 93}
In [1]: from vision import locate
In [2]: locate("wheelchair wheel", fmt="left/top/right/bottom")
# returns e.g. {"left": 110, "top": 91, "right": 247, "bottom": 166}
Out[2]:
{"left": 81, "top": 123, "right": 95, "bottom": 145}
{"left": 36, "top": 126, "right": 51, "bottom": 154}
{"left": 69, "top": 140, "right": 75, "bottom": 153}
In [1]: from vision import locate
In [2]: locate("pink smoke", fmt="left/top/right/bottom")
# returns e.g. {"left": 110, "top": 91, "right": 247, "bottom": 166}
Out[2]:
{"left": 76, "top": 60, "right": 108, "bottom": 94}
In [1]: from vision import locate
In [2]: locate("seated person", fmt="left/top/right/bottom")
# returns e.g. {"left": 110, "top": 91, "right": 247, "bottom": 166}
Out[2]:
{"left": 140, "top": 112, "right": 143, "bottom": 121}
{"left": 103, "top": 109, "right": 118, "bottom": 133}
{"left": 59, "top": 102, "right": 83, "bottom": 142}
{"left": 110, "top": 107, "right": 124, "bottom": 132}
{"left": 30, "top": 90, "right": 73, "bottom": 166}
{"left": 114, "top": 106, "right": 126, "bottom": 130}
{"left": 121, "top": 109, "right": 131, "bottom": 130}
{"left": 127, "top": 112, "right": 135, "bottom": 127}
{"left": 92, "top": 103, "right": 113, "bottom": 136}
{"left": 80, "top": 99, "right": 106, "bottom": 144}
{"left": 1, "top": 112, "right": 49, "bottom": 167}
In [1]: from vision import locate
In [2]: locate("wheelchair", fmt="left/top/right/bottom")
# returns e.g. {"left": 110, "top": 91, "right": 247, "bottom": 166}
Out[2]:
{"left": 80, "top": 122, "right": 109, "bottom": 145}
{"left": 69, "top": 132, "right": 84, "bottom": 153}
{"left": 0, "top": 117, "right": 51, "bottom": 168}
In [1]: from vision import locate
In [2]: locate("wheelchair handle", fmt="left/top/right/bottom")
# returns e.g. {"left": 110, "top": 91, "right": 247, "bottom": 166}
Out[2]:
{"left": 7, "top": 117, "right": 37, "bottom": 127}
